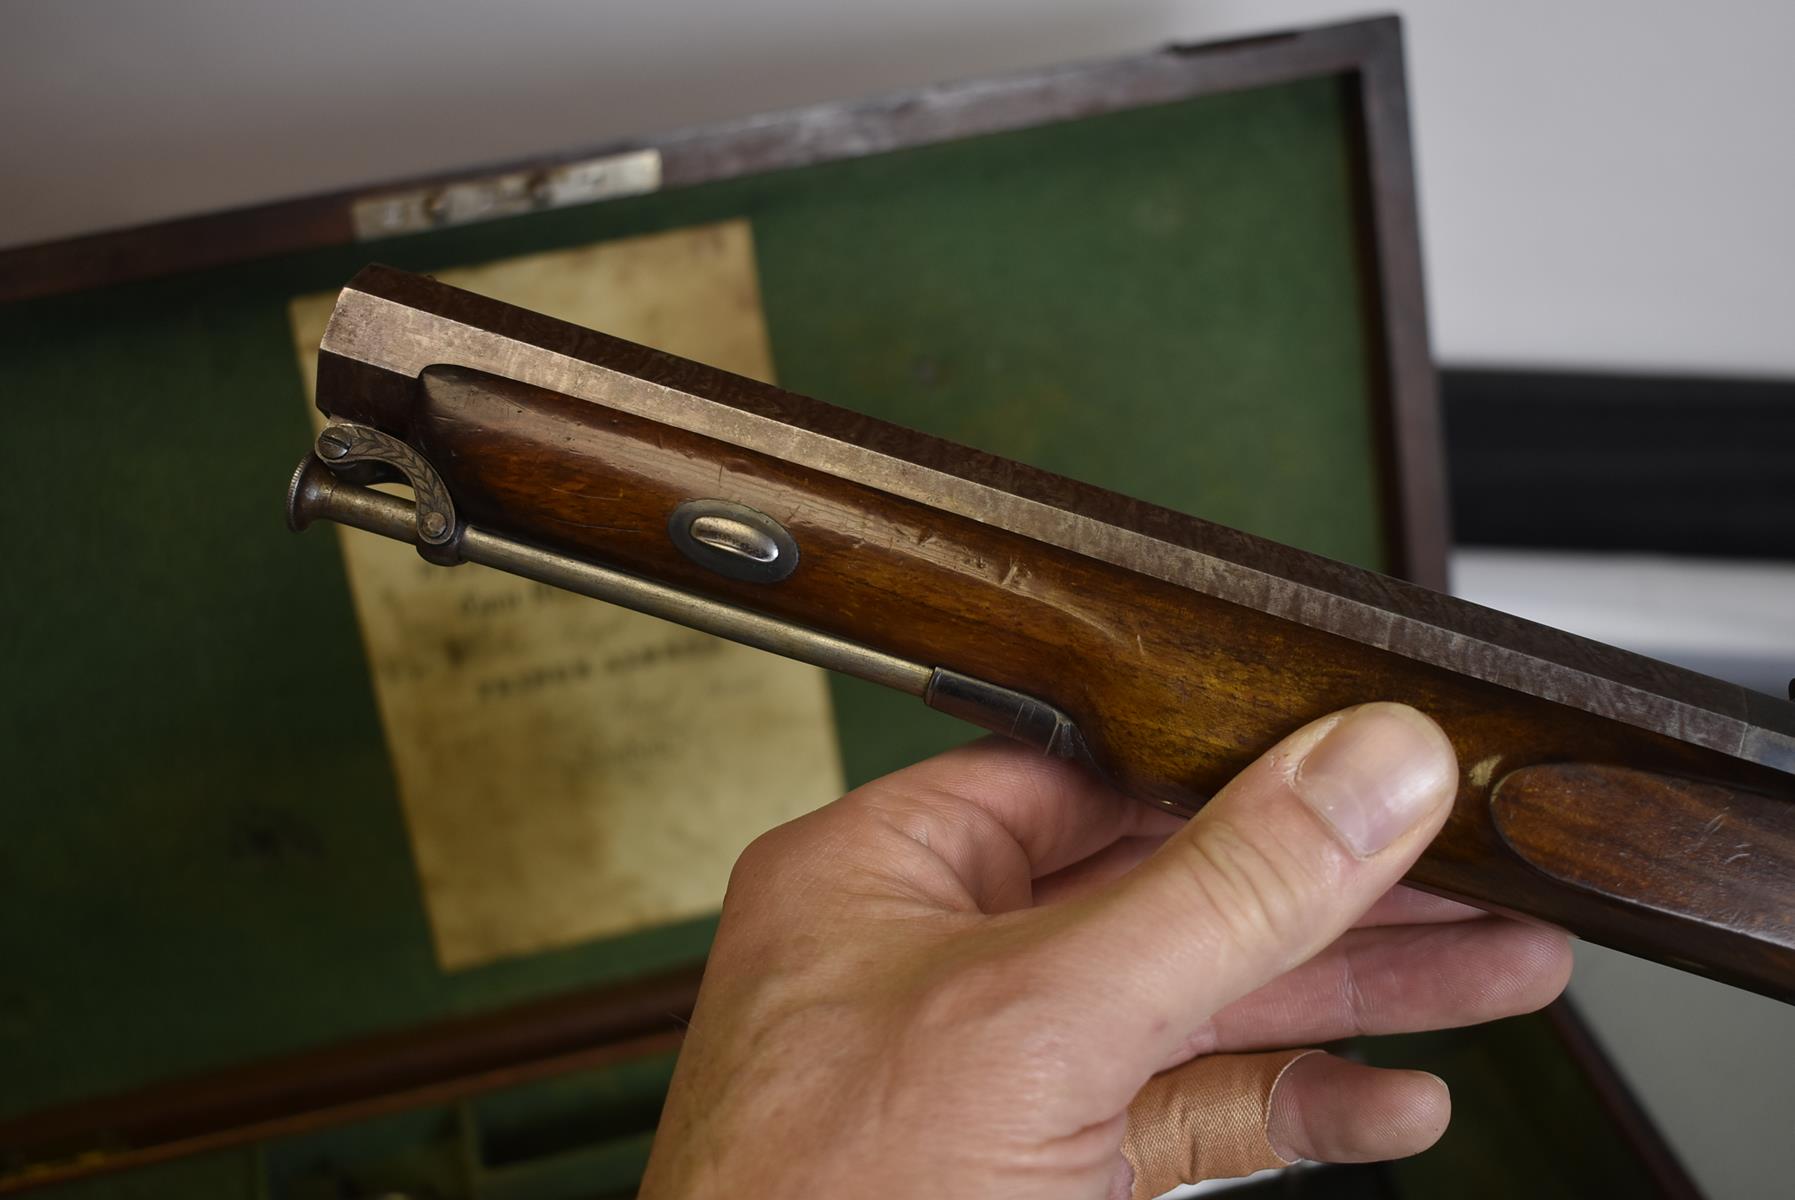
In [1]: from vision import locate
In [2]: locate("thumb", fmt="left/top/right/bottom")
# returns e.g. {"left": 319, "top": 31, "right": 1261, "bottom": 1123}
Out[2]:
{"left": 1065, "top": 703, "right": 1458, "bottom": 1065}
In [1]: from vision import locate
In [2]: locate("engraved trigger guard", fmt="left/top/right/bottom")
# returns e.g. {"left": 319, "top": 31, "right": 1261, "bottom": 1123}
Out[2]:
{"left": 313, "top": 422, "right": 461, "bottom": 563}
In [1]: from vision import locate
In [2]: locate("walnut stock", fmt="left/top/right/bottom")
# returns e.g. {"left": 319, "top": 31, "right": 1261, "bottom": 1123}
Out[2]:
{"left": 304, "top": 266, "right": 1795, "bottom": 1001}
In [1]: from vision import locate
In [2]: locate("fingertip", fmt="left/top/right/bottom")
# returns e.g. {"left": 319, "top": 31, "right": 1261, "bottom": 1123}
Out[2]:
{"left": 1496, "top": 922, "right": 1577, "bottom": 1010}
{"left": 1290, "top": 702, "right": 1458, "bottom": 859}
{"left": 1406, "top": 1070, "right": 1452, "bottom": 1154}
{"left": 1268, "top": 1054, "right": 1453, "bottom": 1164}
{"left": 1366, "top": 702, "right": 1457, "bottom": 770}
{"left": 1079, "top": 704, "right": 1468, "bottom": 1040}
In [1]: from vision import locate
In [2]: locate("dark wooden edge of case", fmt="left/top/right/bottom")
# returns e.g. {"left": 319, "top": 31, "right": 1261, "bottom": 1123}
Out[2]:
{"left": 0, "top": 13, "right": 1448, "bottom": 589}
{"left": 0, "top": 990, "right": 1704, "bottom": 1198}
{"left": 0, "top": 966, "right": 704, "bottom": 1193}
{"left": 0, "top": 15, "right": 1493, "bottom": 1191}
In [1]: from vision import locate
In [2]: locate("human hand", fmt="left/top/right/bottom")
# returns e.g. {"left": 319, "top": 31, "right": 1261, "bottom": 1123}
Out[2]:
{"left": 639, "top": 703, "right": 1572, "bottom": 1199}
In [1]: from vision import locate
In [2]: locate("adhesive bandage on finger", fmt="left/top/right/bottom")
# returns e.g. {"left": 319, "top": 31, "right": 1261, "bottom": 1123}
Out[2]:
{"left": 1120, "top": 1048, "right": 1319, "bottom": 1199}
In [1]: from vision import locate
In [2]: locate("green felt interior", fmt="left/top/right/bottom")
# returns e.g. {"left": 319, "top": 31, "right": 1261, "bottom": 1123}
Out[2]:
{"left": 3, "top": 72, "right": 1394, "bottom": 1192}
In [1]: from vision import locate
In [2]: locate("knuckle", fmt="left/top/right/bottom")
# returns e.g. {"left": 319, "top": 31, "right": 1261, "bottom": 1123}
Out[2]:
{"left": 723, "top": 815, "right": 833, "bottom": 911}
{"left": 1172, "top": 818, "right": 1326, "bottom": 957}
{"left": 726, "top": 822, "right": 792, "bottom": 891}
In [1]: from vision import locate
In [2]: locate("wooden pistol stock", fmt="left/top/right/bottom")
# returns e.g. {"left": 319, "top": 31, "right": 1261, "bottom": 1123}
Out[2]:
{"left": 289, "top": 265, "right": 1795, "bottom": 1000}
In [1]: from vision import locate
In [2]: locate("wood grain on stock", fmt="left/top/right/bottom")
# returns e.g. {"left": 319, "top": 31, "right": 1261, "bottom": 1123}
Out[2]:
{"left": 1494, "top": 764, "right": 1795, "bottom": 950}
{"left": 401, "top": 366, "right": 1795, "bottom": 998}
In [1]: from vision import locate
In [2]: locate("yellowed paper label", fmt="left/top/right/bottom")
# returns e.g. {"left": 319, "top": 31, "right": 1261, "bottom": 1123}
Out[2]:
{"left": 290, "top": 221, "right": 844, "bottom": 971}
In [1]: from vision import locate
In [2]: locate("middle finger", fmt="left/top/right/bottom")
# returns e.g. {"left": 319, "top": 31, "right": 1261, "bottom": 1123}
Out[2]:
{"left": 1165, "top": 917, "right": 1572, "bottom": 1066}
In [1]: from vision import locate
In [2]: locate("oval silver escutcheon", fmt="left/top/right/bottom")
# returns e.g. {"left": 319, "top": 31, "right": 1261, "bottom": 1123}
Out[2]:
{"left": 690, "top": 515, "right": 780, "bottom": 562}
{"left": 668, "top": 499, "right": 799, "bottom": 583}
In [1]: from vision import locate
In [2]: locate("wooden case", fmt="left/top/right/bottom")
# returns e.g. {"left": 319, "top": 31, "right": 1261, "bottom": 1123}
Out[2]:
{"left": 0, "top": 16, "right": 1692, "bottom": 1199}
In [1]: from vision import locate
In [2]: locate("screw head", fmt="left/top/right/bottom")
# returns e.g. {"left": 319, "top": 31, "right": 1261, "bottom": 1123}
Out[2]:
{"left": 420, "top": 511, "right": 448, "bottom": 539}
{"left": 317, "top": 430, "right": 352, "bottom": 460}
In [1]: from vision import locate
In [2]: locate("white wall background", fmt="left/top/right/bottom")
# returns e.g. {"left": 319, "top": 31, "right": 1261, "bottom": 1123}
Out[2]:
{"left": 4, "top": 0, "right": 1794, "bottom": 376}
{"left": 6, "top": 3, "right": 1792, "bottom": 1196}
{"left": 1452, "top": 548, "right": 1795, "bottom": 1200}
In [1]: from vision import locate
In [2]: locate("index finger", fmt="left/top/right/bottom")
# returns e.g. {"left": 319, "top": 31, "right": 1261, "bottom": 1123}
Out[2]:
{"left": 830, "top": 736, "right": 1183, "bottom": 912}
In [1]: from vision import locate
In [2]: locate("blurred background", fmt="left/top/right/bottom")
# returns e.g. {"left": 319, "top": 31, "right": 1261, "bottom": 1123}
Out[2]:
{"left": 4, "top": 2, "right": 1790, "bottom": 1197}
